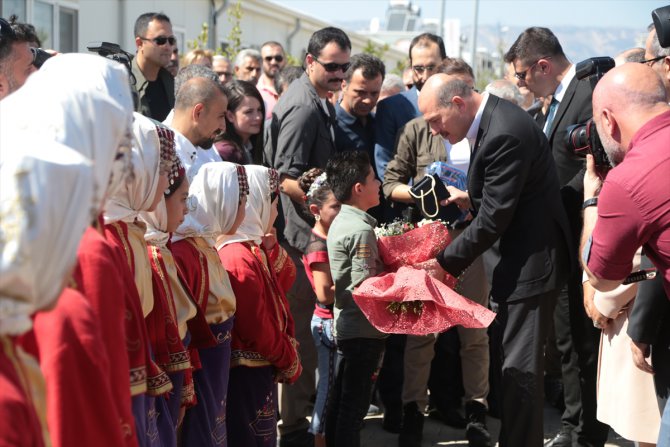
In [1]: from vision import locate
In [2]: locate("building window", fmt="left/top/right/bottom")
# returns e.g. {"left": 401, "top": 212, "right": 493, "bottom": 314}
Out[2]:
{"left": 3, "top": 1, "right": 78, "bottom": 52}
{"left": 58, "top": 6, "right": 76, "bottom": 52}
{"left": 1, "top": 0, "right": 27, "bottom": 20}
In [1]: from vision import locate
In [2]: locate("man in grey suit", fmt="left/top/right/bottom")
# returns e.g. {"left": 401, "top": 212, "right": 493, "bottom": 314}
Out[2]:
{"left": 420, "top": 73, "right": 571, "bottom": 446}
{"left": 504, "top": 27, "right": 607, "bottom": 447}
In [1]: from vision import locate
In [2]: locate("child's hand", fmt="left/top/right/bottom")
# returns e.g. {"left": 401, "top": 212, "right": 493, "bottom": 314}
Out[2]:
{"left": 262, "top": 227, "right": 278, "bottom": 250}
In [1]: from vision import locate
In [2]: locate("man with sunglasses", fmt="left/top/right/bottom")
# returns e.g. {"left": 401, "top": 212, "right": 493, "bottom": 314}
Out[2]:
{"left": 258, "top": 41, "right": 286, "bottom": 119}
{"left": 266, "top": 26, "right": 351, "bottom": 447}
{"left": 504, "top": 27, "right": 605, "bottom": 447}
{"left": 0, "top": 17, "right": 36, "bottom": 100}
{"left": 132, "top": 12, "right": 175, "bottom": 121}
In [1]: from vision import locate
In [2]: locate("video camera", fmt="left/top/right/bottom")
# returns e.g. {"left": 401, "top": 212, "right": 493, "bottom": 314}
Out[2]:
{"left": 86, "top": 41, "right": 138, "bottom": 109}
{"left": 565, "top": 57, "right": 615, "bottom": 177}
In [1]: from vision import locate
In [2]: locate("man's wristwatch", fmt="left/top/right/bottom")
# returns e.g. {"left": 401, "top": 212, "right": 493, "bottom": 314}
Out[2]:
{"left": 582, "top": 197, "right": 598, "bottom": 209}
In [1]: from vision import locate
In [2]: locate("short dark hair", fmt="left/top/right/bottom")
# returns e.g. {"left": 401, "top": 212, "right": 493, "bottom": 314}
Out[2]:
{"left": 261, "top": 41, "right": 284, "bottom": 52}
{"left": 436, "top": 78, "right": 473, "bottom": 108}
{"left": 307, "top": 27, "right": 351, "bottom": 58}
{"left": 0, "top": 17, "right": 17, "bottom": 67}
{"left": 441, "top": 58, "right": 474, "bottom": 81}
{"left": 409, "top": 33, "right": 447, "bottom": 62}
{"left": 219, "top": 80, "right": 266, "bottom": 164}
{"left": 174, "top": 64, "right": 218, "bottom": 97}
{"left": 274, "top": 65, "right": 304, "bottom": 95}
{"left": 344, "top": 53, "right": 385, "bottom": 83}
{"left": 175, "top": 77, "right": 224, "bottom": 111}
{"left": 326, "top": 151, "right": 372, "bottom": 203}
{"left": 9, "top": 15, "right": 40, "bottom": 46}
{"left": 504, "top": 27, "right": 565, "bottom": 65}
{"left": 134, "top": 12, "right": 171, "bottom": 38}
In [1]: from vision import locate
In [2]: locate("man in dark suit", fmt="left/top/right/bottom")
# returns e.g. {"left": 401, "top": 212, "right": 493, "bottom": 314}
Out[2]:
{"left": 504, "top": 27, "right": 607, "bottom": 447}
{"left": 420, "top": 73, "right": 571, "bottom": 447}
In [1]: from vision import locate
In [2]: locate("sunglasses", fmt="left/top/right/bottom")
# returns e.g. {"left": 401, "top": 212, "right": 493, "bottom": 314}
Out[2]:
{"left": 139, "top": 35, "right": 176, "bottom": 46}
{"left": 514, "top": 56, "right": 552, "bottom": 81}
{"left": 311, "top": 55, "right": 350, "bottom": 73}
{"left": 640, "top": 55, "right": 665, "bottom": 66}
{"left": 264, "top": 55, "right": 284, "bottom": 63}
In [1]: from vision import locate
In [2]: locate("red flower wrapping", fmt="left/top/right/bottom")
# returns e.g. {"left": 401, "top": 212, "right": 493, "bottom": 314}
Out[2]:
{"left": 377, "top": 222, "right": 457, "bottom": 287}
{"left": 353, "top": 266, "right": 496, "bottom": 335}
{"left": 378, "top": 222, "right": 452, "bottom": 270}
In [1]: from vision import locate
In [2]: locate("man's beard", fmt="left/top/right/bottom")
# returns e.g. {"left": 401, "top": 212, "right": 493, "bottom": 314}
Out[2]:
{"left": 596, "top": 123, "right": 625, "bottom": 167}
{"left": 196, "top": 137, "right": 215, "bottom": 149}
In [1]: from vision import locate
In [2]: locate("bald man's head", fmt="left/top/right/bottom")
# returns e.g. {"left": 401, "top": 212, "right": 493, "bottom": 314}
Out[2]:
{"left": 592, "top": 63, "right": 669, "bottom": 165}
{"left": 173, "top": 77, "right": 228, "bottom": 148}
{"left": 419, "top": 73, "right": 481, "bottom": 144}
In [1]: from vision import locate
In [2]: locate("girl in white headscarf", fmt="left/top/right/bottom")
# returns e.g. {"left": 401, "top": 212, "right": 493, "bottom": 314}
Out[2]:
{"left": 139, "top": 128, "right": 198, "bottom": 430}
{"left": 1, "top": 53, "right": 141, "bottom": 447}
{"left": 0, "top": 142, "right": 94, "bottom": 447}
{"left": 171, "top": 161, "right": 248, "bottom": 447}
{"left": 217, "top": 165, "right": 301, "bottom": 447}
{"left": 104, "top": 112, "right": 177, "bottom": 447}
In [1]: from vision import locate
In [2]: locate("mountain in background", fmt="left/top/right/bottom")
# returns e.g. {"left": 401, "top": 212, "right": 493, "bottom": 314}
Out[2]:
{"left": 334, "top": 20, "right": 648, "bottom": 63}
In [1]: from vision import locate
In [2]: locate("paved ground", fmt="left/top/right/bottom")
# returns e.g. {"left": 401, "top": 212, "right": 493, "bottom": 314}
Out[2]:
{"left": 359, "top": 403, "right": 635, "bottom": 446}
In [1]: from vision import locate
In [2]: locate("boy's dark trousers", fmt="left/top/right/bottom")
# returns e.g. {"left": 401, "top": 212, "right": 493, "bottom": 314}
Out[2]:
{"left": 325, "top": 337, "right": 386, "bottom": 447}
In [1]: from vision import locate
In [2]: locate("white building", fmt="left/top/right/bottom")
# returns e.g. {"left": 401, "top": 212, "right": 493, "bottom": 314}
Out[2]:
{"left": 0, "top": 0, "right": 406, "bottom": 69}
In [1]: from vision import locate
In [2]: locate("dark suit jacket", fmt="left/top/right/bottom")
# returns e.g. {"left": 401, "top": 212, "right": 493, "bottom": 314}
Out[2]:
{"left": 374, "top": 87, "right": 419, "bottom": 180}
{"left": 437, "top": 95, "right": 571, "bottom": 303}
{"left": 538, "top": 76, "right": 595, "bottom": 242}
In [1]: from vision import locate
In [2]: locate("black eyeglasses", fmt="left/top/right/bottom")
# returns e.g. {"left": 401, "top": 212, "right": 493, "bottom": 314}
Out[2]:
{"left": 264, "top": 55, "right": 284, "bottom": 63}
{"left": 139, "top": 35, "right": 176, "bottom": 46}
{"left": 412, "top": 65, "right": 437, "bottom": 74}
{"left": 514, "top": 56, "right": 551, "bottom": 81}
{"left": 311, "top": 55, "right": 350, "bottom": 73}
{"left": 640, "top": 55, "right": 665, "bottom": 66}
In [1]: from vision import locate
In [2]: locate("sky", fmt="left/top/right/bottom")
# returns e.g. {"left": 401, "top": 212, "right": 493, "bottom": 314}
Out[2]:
{"left": 269, "top": 0, "right": 667, "bottom": 30}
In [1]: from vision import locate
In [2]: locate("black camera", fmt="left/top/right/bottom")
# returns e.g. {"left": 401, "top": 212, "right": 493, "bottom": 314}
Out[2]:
{"left": 565, "top": 57, "right": 615, "bottom": 176}
{"left": 30, "top": 47, "right": 52, "bottom": 68}
{"left": 87, "top": 41, "right": 138, "bottom": 109}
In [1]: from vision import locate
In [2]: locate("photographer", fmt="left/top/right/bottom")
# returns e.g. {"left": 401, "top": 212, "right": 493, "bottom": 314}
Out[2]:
{"left": 580, "top": 62, "right": 670, "bottom": 446}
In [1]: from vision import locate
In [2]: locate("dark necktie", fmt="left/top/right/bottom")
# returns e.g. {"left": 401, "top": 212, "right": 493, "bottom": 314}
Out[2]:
{"left": 544, "top": 98, "right": 559, "bottom": 137}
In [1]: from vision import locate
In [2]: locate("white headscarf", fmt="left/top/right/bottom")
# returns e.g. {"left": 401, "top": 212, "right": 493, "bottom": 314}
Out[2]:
{"left": 0, "top": 141, "right": 93, "bottom": 336}
{"left": 173, "top": 162, "right": 247, "bottom": 243}
{"left": 217, "top": 165, "right": 278, "bottom": 248}
{"left": 104, "top": 113, "right": 164, "bottom": 224}
{"left": 140, "top": 126, "right": 183, "bottom": 247}
{"left": 0, "top": 53, "right": 134, "bottom": 214}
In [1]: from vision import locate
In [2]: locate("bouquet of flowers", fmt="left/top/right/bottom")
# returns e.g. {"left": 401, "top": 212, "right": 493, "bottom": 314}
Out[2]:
{"left": 375, "top": 220, "right": 455, "bottom": 285}
{"left": 353, "top": 266, "right": 495, "bottom": 335}
{"left": 353, "top": 219, "right": 495, "bottom": 335}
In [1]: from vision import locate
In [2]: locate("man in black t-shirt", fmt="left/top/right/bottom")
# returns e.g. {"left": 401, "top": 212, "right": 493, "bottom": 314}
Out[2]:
{"left": 131, "top": 12, "right": 175, "bottom": 121}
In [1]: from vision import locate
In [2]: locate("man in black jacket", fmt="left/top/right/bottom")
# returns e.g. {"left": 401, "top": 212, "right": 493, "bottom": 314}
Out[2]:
{"left": 504, "top": 27, "right": 607, "bottom": 447}
{"left": 420, "top": 73, "right": 571, "bottom": 447}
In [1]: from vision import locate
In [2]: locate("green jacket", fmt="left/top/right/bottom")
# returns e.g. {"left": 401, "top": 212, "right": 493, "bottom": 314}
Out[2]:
{"left": 131, "top": 56, "right": 175, "bottom": 121}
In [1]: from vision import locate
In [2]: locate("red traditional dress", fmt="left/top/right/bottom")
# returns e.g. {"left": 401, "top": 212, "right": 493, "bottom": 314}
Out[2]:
{"left": 74, "top": 224, "right": 137, "bottom": 445}
{"left": 0, "top": 336, "right": 44, "bottom": 447}
{"left": 217, "top": 165, "right": 300, "bottom": 447}
{"left": 171, "top": 162, "right": 247, "bottom": 447}
{"left": 21, "top": 288, "right": 125, "bottom": 447}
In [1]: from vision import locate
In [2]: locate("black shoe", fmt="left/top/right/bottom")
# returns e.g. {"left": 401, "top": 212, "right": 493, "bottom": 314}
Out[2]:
{"left": 427, "top": 406, "right": 467, "bottom": 428}
{"left": 382, "top": 406, "right": 402, "bottom": 434}
{"left": 279, "top": 428, "right": 315, "bottom": 447}
{"left": 544, "top": 429, "right": 572, "bottom": 447}
{"left": 544, "top": 376, "right": 565, "bottom": 412}
{"left": 398, "top": 402, "right": 424, "bottom": 447}
{"left": 464, "top": 401, "right": 492, "bottom": 447}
